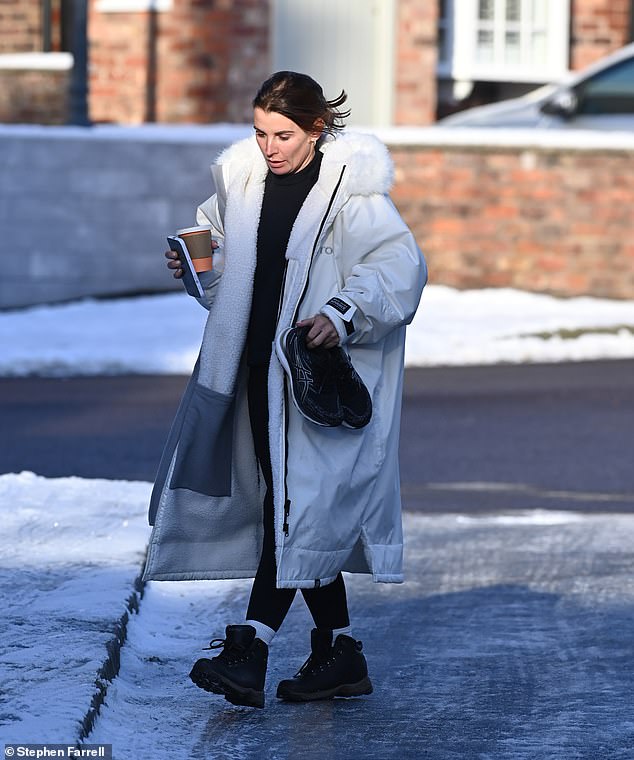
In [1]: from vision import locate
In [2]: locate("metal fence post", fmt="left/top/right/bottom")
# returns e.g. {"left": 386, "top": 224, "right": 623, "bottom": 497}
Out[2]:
{"left": 68, "top": 0, "right": 91, "bottom": 126}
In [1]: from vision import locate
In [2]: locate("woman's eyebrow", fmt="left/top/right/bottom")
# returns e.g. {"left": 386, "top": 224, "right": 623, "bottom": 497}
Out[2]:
{"left": 253, "top": 127, "right": 295, "bottom": 136}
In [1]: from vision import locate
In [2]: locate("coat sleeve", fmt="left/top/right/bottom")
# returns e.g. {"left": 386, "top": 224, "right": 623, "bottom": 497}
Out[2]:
{"left": 320, "top": 193, "right": 427, "bottom": 345}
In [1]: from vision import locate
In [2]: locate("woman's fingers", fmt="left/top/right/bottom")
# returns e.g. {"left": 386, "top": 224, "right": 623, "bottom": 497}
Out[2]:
{"left": 297, "top": 315, "right": 338, "bottom": 349}
{"left": 165, "top": 250, "right": 184, "bottom": 277}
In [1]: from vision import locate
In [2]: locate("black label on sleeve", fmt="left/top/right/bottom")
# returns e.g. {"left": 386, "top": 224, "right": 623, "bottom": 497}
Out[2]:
{"left": 327, "top": 297, "right": 351, "bottom": 316}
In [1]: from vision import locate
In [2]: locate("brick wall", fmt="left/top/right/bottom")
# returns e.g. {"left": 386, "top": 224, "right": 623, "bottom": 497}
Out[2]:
{"left": 394, "top": 0, "right": 438, "bottom": 126}
{"left": 88, "top": 4, "right": 152, "bottom": 124}
{"left": 0, "top": 0, "right": 41, "bottom": 53}
{"left": 0, "top": 0, "right": 68, "bottom": 125}
{"left": 570, "top": 0, "right": 632, "bottom": 69}
{"left": 90, "top": 0, "right": 240, "bottom": 124}
{"left": 0, "top": 69, "right": 69, "bottom": 124}
{"left": 89, "top": 0, "right": 269, "bottom": 124}
{"left": 225, "top": 0, "right": 270, "bottom": 122}
{"left": 152, "top": 0, "right": 230, "bottom": 123}
{"left": 389, "top": 138, "right": 634, "bottom": 299}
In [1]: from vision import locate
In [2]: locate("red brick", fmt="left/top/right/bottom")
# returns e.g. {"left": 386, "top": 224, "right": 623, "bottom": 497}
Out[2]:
{"left": 390, "top": 144, "right": 634, "bottom": 299}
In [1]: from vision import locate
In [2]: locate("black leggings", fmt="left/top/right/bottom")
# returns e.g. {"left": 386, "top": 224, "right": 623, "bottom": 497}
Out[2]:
{"left": 245, "top": 364, "right": 350, "bottom": 632}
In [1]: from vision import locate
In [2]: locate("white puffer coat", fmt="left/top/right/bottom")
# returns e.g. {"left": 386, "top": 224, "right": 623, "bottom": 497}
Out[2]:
{"left": 142, "top": 132, "right": 427, "bottom": 588}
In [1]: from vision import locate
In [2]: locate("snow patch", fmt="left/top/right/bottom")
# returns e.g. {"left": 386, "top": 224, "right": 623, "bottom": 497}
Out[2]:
{"left": 1, "top": 285, "right": 634, "bottom": 377}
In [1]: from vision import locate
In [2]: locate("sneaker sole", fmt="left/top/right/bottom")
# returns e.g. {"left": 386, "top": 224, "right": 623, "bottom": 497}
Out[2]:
{"left": 189, "top": 666, "right": 265, "bottom": 709}
{"left": 341, "top": 415, "right": 371, "bottom": 430}
{"left": 275, "top": 328, "right": 340, "bottom": 428}
{"left": 276, "top": 675, "right": 373, "bottom": 702}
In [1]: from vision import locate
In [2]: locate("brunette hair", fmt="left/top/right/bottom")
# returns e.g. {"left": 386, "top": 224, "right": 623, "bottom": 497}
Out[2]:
{"left": 252, "top": 71, "right": 350, "bottom": 135}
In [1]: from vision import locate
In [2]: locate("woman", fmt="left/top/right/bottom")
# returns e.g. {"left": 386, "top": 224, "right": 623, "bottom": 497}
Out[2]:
{"left": 143, "top": 71, "right": 427, "bottom": 709}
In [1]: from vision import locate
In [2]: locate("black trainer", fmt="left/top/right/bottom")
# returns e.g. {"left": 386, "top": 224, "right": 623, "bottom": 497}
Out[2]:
{"left": 189, "top": 624, "right": 268, "bottom": 708}
{"left": 329, "top": 347, "right": 372, "bottom": 429}
{"left": 276, "top": 326, "right": 343, "bottom": 427}
{"left": 276, "top": 629, "right": 373, "bottom": 702}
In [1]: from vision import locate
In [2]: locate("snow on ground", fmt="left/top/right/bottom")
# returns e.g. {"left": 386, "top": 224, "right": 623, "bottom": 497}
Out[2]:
{"left": 3, "top": 474, "right": 634, "bottom": 757}
{"left": 0, "top": 472, "right": 152, "bottom": 743}
{"left": 1, "top": 285, "right": 634, "bottom": 377}
{"left": 406, "top": 285, "right": 634, "bottom": 366}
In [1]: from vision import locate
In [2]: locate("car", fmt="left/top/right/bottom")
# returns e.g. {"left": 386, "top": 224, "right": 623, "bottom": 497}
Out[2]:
{"left": 437, "top": 42, "right": 634, "bottom": 130}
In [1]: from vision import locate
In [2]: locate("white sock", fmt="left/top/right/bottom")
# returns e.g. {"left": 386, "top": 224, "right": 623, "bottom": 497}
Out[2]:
{"left": 332, "top": 625, "right": 352, "bottom": 639}
{"left": 245, "top": 619, "right": 276, "bottom": 645}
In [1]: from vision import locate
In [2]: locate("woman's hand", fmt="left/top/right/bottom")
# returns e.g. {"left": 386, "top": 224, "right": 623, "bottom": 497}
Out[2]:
{"left": 165, "top": 239, "right": 220, "bottom": 279}
{"left": 165, "top": 249, "right": 183, "bottom": 278}
{"left": 296, "top": 314, "right": 339, "bottom": 349}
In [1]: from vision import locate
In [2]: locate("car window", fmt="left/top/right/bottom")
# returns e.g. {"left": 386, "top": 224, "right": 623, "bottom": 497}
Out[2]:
{"left": 575, "top": 57, "right": 634, "bottom": 115}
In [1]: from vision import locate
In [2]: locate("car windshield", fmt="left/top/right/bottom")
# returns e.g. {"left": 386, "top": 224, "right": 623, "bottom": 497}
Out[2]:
{"left": 576, "top": 58, "right": 634, "bottom": 114}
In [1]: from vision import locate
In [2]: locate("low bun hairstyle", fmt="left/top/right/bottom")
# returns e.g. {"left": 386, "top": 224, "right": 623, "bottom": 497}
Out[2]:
{"left": 252, "top": 71, "right": 350, "bottom": 135}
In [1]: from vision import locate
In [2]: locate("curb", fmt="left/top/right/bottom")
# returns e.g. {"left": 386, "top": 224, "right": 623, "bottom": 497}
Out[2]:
{"left": 77, "top": 561, "right": 147, "bottom": 743}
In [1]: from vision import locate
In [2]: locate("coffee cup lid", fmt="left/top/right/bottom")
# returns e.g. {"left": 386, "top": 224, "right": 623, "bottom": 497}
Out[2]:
{"left": 176, "top": 225, "right": 214, "bottom": 236}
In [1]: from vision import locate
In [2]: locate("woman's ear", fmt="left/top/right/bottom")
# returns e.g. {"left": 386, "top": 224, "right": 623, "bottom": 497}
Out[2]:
{"left": 311, "top": 118, "right": 325, "bottom": 141}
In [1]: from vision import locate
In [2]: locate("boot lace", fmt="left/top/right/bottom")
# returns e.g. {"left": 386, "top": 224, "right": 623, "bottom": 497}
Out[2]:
{"left": 297, "top": 639, "right": 361, "bottom": 676}
{"left": 202, "top": 638, "right": 226, "bottom": 651}
{"left": 295, "top": 650, "right": 335, "bottom": 677}
{"left": 201, "top": 638, "right": 251, "bottom": 665}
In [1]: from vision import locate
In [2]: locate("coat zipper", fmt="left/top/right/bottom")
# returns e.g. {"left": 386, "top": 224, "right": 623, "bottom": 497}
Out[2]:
{"left": 290, "top": 166, "right": 346, "bottom": 325}
{"left": 278, "top": 166, "right": 347, "bottom": 541}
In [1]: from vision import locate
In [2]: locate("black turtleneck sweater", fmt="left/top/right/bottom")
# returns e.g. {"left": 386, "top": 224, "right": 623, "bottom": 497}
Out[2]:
{"left": 246, "top": 150, "right": 323, "bottom": 366}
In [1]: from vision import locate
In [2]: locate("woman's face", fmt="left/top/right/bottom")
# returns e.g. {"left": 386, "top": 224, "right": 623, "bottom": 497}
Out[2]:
{"left": 253, "top": 107, "right": 319, "bottom": 175}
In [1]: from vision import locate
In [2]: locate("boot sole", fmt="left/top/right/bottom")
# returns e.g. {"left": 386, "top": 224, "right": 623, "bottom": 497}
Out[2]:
{"left": 276, "top": 675, "right": 373, "bottom": 702}
{"left": 189, "top": 666, "right": 265, "bottom": 709}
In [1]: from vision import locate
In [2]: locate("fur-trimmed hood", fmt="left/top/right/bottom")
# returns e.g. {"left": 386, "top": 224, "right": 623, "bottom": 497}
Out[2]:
{"left": 215, "top": 131, "right": 394, "bottom": 197}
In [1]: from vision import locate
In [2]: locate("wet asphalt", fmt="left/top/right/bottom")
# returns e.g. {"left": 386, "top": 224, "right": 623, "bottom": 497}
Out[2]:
{"left": 1, "top": 359, "right": 633, "bottom": 514}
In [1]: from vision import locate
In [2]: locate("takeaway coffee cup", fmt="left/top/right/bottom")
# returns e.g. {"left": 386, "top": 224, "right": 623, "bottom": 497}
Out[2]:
{"left": 176, "top": 225, "right": 214, "bottom": 272}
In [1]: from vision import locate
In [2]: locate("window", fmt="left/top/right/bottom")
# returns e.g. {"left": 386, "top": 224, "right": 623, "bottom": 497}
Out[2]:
{"left": 576, "top": 58, "right": 634, "bottom": 115}
{"left": 42, "top": 0, "right": 73, "bottom": 53}
{"left": 439, "top": 0, "right": 570, "bottom": 84}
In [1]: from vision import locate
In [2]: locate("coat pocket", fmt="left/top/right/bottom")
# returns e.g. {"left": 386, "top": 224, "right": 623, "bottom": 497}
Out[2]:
{"left": 169, "top": 384, "right": 235, "bottom": 497}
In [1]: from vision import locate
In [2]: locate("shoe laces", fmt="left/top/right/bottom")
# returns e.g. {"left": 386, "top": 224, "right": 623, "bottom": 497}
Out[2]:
{"left": 298, "top": 638, "right": 362, "bottom": 676}
{"left": 295, "top": 649, "right": 336, "bottom": 677}
{"left": 202, "top": 637, "right": 250, "bottom": 665}
{"left": 202, "top": 638, "right": 226, "bottom": 651}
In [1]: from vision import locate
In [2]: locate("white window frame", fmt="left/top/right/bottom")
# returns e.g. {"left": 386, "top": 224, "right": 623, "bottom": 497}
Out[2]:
{"left": 96, "top": 0, "right": 172, "bottom": 12}
{"left": 0, "top": 52, "right": 73, "bottom": 70}
{"left": 438, "top": 0, "right": 570, "bottom": 84}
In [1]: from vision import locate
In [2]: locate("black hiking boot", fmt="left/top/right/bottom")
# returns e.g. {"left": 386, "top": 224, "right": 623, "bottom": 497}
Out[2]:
{"left": 276, "top": 629, "right": 373, "bottom": 702}
{"left": 189, "top": 625, "right": 268, "bottom": 708}
{"left": 329, "top": 347, "right": 372, "bottom": 429}
{"left": 276, "top": 326, "right": 343, "bottom": 427}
